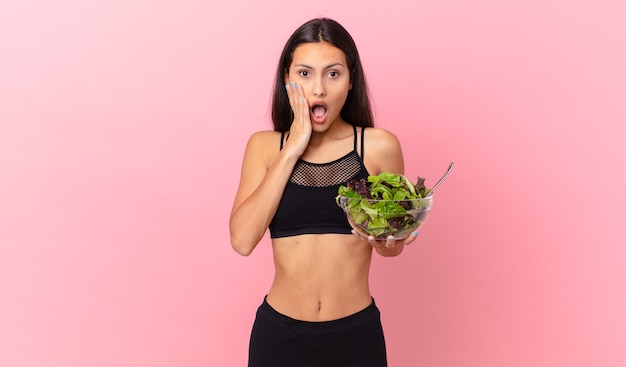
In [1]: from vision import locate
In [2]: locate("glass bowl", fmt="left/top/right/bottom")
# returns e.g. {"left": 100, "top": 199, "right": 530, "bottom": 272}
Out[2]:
{"left": 336, "top": 195, "right": 433, "bottom": 240}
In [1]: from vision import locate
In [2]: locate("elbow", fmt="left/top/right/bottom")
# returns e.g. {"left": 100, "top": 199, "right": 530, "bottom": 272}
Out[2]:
{"left": 229, "top": 214, "right": 265, "bottom": 256}
{"left": 232, "top": 242, "right": 253, "bottom": 257}
{"left": 229, "top": 231, "right": 256, "bottom": 257}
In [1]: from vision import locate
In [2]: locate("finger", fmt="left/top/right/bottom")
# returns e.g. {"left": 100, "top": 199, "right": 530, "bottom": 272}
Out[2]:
{"left": 385, "top": 236, "right": 396, "bottom": 249}
{"left": 286, "top": 81, "right": 297, "bottom": 112}
{"left": 285, "top": 82, "right": 293, "bottom": 112}
{"left": 351, "top": 229, "right": 369, "bottom": 241}
{"left": 351, "top": 229, "right": 364, "bottom": 240}
{"left": 403, "top": 230, "right": 419, "bottom": 246}
{"left": 293, "top": 83, "right": 302, "bottom": 119}
{"left": 367, "top": 235, "right": 382, "bottom": 248}
{"left": 296, "top": 83, "right": 309, "bottom": 121}
{"left": 286, "top": 82, "right": 305, "bottom": 127}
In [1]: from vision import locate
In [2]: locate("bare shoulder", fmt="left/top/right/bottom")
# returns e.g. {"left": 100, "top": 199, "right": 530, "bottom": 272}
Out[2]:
{"left": 363, "top": 127, "right": 405, "bottom": 175}
{"left": 244, "top": 130, "right": 282, "bottom": 161}
{"left": 246, "top": 130, "right": 282, "bottom": 148}
{"left": 364, "top": 127, "right": 401, "bottom": 149}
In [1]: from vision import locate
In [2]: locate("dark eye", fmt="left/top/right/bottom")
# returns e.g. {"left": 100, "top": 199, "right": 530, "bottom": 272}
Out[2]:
{"left": 299, "top": 70, "right": 310, "bottom": 77}
{"left": 328, "top": 71, "right": 339, "bottom": 78}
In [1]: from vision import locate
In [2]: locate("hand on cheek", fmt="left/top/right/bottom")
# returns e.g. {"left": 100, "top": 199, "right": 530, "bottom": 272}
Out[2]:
{"left": 284, "top": 80, "right": 312, "bottom": 155}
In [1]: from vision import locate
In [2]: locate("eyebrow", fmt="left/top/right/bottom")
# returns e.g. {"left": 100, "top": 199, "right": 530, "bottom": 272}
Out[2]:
{"left": 293, "top": 62, "right": 346, "bottom": 69}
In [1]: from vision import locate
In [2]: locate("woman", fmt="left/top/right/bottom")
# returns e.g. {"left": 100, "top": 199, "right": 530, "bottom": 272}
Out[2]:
{"left": 229, "top": 17, "right": 418, "bottom": 367}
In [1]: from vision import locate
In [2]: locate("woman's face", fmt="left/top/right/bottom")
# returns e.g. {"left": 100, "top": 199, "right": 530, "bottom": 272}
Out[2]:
{"left": 285, "top": 42, "right": 352, "bottom": 129}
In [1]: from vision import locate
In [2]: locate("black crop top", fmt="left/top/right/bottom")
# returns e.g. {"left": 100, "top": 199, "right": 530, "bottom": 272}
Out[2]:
{"left": 269, "top": 126, "right": 370, "bottom": 238}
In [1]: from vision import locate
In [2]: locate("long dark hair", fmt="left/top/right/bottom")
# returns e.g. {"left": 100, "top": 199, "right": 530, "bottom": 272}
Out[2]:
{"left": 271, "top": 18, "right": 374, "bottom": 132}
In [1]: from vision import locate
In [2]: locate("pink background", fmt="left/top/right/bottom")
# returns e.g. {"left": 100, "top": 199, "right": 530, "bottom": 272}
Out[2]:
{"left": 1, "top": 1, "right": 625, "bottom": 366}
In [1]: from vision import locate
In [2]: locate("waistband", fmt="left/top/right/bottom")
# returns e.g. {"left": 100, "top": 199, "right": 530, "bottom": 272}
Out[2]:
{"left": 257, "top": 296, "right": 380, "bottom": 333}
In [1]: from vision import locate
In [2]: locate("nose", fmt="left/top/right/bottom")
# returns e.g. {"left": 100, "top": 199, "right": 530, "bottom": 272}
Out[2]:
{"left": 312, "top": 77, "right": 326, "bottom": 97}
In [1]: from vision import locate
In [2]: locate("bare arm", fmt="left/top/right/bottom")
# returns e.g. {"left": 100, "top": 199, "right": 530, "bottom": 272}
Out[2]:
{"left": 362, "top": 127, "right": 405, "bottom": 177}
{"left": 361, "top": 128, "right": 418, "bottom": 257}
{"left": 228, "top": 132, "right": 295, "bottom": 255}
{"left": 229, "top": 83, "right": 312, "bottom": 256}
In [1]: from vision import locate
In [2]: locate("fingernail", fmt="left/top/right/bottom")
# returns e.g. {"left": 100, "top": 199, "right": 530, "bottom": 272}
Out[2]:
{"left": 301, "top": 97, "right": 305, "bottom": 102}
{"left": 387, "top": 236, "right": 395, "bottom": 243}
{"left": 290, "top": 81, "right": 295, "bottom": 86}
{"left": 412, "top": 231, "right": 419, "bottom": 237}
{"left": 285, "top": 84, "right": 289, "bottom": 90}
{"left": 295, "top": 83, "right": 300, "bottom": 90}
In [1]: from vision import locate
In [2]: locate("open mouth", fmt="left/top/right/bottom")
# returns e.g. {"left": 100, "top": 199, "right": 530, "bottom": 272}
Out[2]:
{"left": 310, "top": 102, "right": 328, "bottom": 123}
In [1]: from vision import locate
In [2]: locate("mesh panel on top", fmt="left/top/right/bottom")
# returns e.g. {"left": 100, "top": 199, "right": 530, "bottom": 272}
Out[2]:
{"left": 289, "top": 152, "right": 362, "bottom": 187}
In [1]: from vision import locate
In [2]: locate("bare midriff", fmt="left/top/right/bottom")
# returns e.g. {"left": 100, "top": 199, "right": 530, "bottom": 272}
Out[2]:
{"left": 266, "top": 233, "right": 374, "bottom": 322}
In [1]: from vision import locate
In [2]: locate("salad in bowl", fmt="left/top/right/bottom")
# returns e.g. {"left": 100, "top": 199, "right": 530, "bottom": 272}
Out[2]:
{"left": 336, "top": 172, "right": 434, "bottom": 240}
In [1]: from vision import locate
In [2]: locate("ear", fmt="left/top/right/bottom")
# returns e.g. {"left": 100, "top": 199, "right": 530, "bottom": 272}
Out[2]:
{"left": 283, "top": 69, "right": 289, "bottom": 86}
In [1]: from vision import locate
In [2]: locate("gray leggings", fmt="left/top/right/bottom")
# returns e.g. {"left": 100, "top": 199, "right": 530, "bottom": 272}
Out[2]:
{"left": 248, "top": 296, "right": 387, "bottom": 367}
